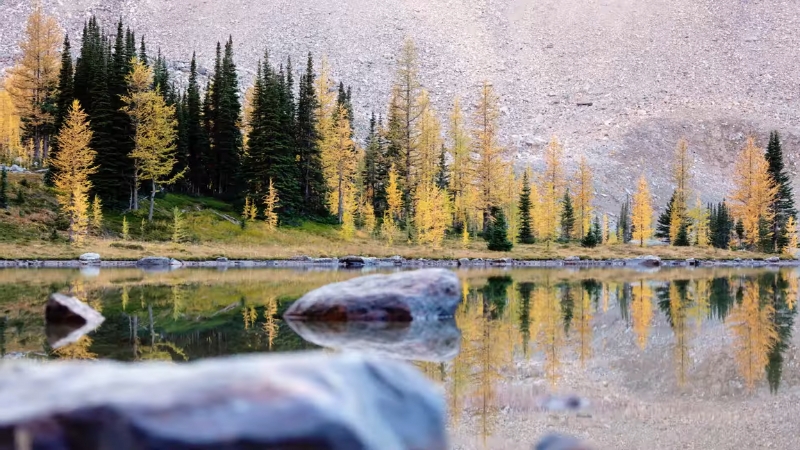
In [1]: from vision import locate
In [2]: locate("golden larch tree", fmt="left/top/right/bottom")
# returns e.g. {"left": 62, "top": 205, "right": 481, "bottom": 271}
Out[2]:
{"left": 414, "top": 182, "right": 450, "bottom": 248}
{"left": 473, "top": 81, "right": 509, "bottom": 230}
{"left": 91, "top": 194, "right": 103, "bottom": 233}
{"left": 784, "top": 216, "right": 798, "bottom": 256}
{"left": 4, "top": 4, "right": 61, "bottom": 161}
{"left": 631, "top": 174, "right": 654, "bottom": 246}
{"left": 727, "top": 280, "right": 778, "bottom": 389}
{"left": 533, "top": 282, "right": 567, "bottom": 386}
{"left": 320, "top": 105, "right": 357, "bottom": 223}
{"left": 539, "top": 136, "right": 566, "bottom": 244}
{"left": 121, "top": 59, "right": 183, "bottom": 221}
{"left": 631, "top": 280, "right": 654, "bottom": 350}
{"left": 688, "top": 196, "right": 710, "bottom": 247}
{"left": 52, "top": 100, "right": 96, "bottom": 244}
{"left": 573, "top": 155, "right": 594, "bottom": 237}
{"left": 264, "top": 178, "right": 279, "bottom": 230}
{"left": 448, "top": 97, "right": 475, "bottom": 231}
{"left": 669, "top": 282, "right": 691, "bottom": 386}
{"left": 392, "top": 39, "right": 425, "bottom": 213}
{"left": 729, "top": 137, "right": 779, "bottom": 247}
{"left": 670, "top": 139, "right": 693, "bottom": 243}
{"left": 602, "top": 213, "right": 610, "bottom": 244}
{"left": 0, "top": 88, "right": 23, "bottom": 161}
{"left": 415, "top": 90, "right": 441, "bottom": 184}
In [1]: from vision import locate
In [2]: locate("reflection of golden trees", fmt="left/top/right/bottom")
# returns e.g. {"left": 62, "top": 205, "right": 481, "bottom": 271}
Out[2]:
{"left": 631, "top": 280, "right": 654, "bottom": 350}
{"left": 53, "top": 336, "right": 97, "bottom": 360}
{"left": 242, "top": 306, "right": 257, "bottom": 330}
{"left": 447, "top": 287, "right": 474, "bottom": 426}
{"left": 727, "top": 281, "right": 778, "bottom": 389}
{"left": 787, "top": 275, "right": 798, "bottom": 311}
{"left": 670, "top": 283, "right": 690, "bottom": 386}
{"left": 573, "top": 289, "right": 593, "bottom": 367}
{"left": 472, "top": 298, "right": 510, "bottom": 446}
{"left": 689, "top": 279, "right": 710, "bottom": 330}
{"left": 263, "top": 297, "right": 279, "bottom": 350}
{"left": 533, "top": 283, "right": 566, "bottom": 386}
{"left": 171, "top": 284, "right": 183, "bottom": 320}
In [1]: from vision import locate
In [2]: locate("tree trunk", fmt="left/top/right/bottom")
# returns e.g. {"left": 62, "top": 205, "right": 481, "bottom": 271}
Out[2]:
{"left": 42, "top": 135, "right": 49, "bottom": 163}
{"left": 337, "top": 173, "right": 344, "bottom": 223}
{"left": 148, "top": 180, "right": 156, "bottom": 222}
{"left": 33, "top": 132, "right": 41, "bottom": 164}
{"left": 133, "top": 170, "right": 139, "bottom": 211}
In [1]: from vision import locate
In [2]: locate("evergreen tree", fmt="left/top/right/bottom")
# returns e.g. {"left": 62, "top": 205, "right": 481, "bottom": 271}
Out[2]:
{"left": 487, "top": 206, "right": 513, "bottom": 251}
{"left": 735, "top": 218, "right": 745, "bottom": 246}
{"left": 580, "top": 221, "right": 598, "bottom": 248}
{"left": 765, "top": 131, "right": 797, "bottom": 251}
{"left": 674, "top": 221, "right": 690, "bottom": 246}
{"left": 295, "top": 53, "right": 327, "bottom": 215}
{"left": 46, "top": 34, "right": 75, "bottom": 186}
{"left": 108, "top": 20, "right": 135, "bottom": 205}
{"left": 0, "top": 168, "right": 7, "bottom": 209}
{"left": 656, "top": 191, "right": 676, "bottom": 241}
{"left": 518, "top": 171, "right": 535, "bottom": 244}
{"left": 758, "top": 216, "right": 773, "bottom": 253}
{"left": 208, "top": 38, "right": 243, "bottom": 197}
{"left": 435, "top": 145, "right": 449, "bottom": 190}
{"left": 560, "top": 189, "right": 575, "bottom": 240}
{"left": 712, "top": 201, "right": 734, "bottom": 249}
{"left": 618, "top": 196, "right": 632, "bottom": 243}
{"left": 184, "top": 53, "right": 208, "bottom": 194}
{"left": 362, "top": 112, "right": 388, "bottom": 216}
{"left": 593, "top": 215, "right": 603, "bottom": 243}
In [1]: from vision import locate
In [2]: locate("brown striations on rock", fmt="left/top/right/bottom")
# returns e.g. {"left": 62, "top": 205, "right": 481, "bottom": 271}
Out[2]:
{"left": 0, "top": 352, "right": 447, "bottom": 450}
{"left": 284, "top": 269, "right": 461, "bottom": 321}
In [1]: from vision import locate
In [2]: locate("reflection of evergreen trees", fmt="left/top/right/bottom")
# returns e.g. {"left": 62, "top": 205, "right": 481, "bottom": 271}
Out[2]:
{"left": 481, "top": 276, "right": 513, "bottom": 319}
{"left": 559, "top": 283, "right": 574, "bottom": 333}
{"left": 766, "top": 272, "right": 796, "bottom": 394}
{"left": 517, "top": 283, "right": 533, "bottom": 358}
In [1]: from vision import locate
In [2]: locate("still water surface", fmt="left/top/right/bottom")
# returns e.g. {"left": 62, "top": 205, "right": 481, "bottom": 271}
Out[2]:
{"left": 0, "top": 267, "right": 797, "bottom": 447}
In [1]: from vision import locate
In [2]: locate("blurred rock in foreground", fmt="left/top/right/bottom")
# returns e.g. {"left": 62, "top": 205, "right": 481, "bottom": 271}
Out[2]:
{"left": 286, "top": 318, "right": 461, "bottom": 362}
{"left": 0, "top": 352, "right": 446, "bottom": 450}
{"left": 284, "top": 268, "right": 461, "bottom": 321}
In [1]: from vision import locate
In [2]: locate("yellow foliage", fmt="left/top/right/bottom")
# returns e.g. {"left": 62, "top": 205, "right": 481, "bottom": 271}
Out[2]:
{"left": 539, "top": 136, "right": 566, "bottom": 242}
{"left": 784, "top": 216, "right": 798, "bottom": 256}
{"left": 263, "top": 297, "right": 279, "bottom": 350}
{"left": 0, "top": 89, "right": 23, "bottom": 161}
{"left": 632, "top": 280, "right": 654, "bottom": 350}
{"left": 414, "top": 182, "right": 450, "bottom": 248}
{"left": 688, "top": 196, "right": 710, "bottom": 247}
{"left": 380, "top": 211, "right": 398, "bottom": 246}
{"left": 53, "top": 101, "right": 96, "bottom": 244}
{"left": 91, "top": 194, "right": 103, "bottom": 233}
{"left": 415, "top": 90, "right": 441, "bottom": 184}
{"left": 533, "top": 282, "right": 566, "bottom": 386}
{"left": 360, "top": 196, "right": 376, "bottom": 234}
{"left": 321, "top": 105, "right": 357, "bottom": 221}
{"left": 340, "top": 189, "right": 356, "bottom": 240}
{"left": 573, "top": 155, "right": 594, "bottom": 237}
{"left": 473, "top": 81, "right": 509, "bottom": 226}
{"left": 669, "top": 283, "right": 691, "bottom": 386}
{"left": 602, "top": 213, "right": 609, "bottom": 244}
{"left": 727, "top": 280, "right": 778, "bottom": 389}
{"left": 574, "top": 289, "right": 594, "bottom": 367}
{"left": 448, "top": 98, "right": 475, "bottom": 230}
{"left": 263, "top": 178, "right": 279, "bottom": 230}
{"left": 385, "top": 164, "right": 403, "bottom": 221}
{"left": 632, "top": 174, "right": 654, "bottom": 246}
{"left": 729, "top": 137, "right": 779, "bottom": 247}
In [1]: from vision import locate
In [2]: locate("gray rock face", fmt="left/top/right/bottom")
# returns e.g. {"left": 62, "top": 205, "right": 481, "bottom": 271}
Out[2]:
{"left": 78, "top": 253, "right": 101, "bottom": 264}
{"left": 44, "top": 293, "right": 105, "bottom": 349}
{"left": 286, "top": 319, "right": 461, "bottom": 362}
{"left": 0, "top": 353, "right": 447, "bottom": 450}
{"left": 284, "top": 269, "right": 461, "bottom": 321}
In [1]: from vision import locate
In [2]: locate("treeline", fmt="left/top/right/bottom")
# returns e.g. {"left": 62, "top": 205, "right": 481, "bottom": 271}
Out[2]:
{"left": 2, "top": 6, "right": 797, "bottom": 254}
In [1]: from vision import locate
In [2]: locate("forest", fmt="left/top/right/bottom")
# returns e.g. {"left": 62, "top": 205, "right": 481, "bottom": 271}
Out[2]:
{"left": 0, "top": 6, "right": 796, "bottom": 258}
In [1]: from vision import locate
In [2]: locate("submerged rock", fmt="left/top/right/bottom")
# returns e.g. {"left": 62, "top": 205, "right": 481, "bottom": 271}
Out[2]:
{"left": 44, "top": 293, "right": 105, "bottom": 349}
{"left": 0, "top": 352, "right": 447, "bottom": 450}
{"left": 286, "top": 318, "right": 461, "bottom": 362}
{"left": 284, "top": 269, "right": 461, "bottom": 321}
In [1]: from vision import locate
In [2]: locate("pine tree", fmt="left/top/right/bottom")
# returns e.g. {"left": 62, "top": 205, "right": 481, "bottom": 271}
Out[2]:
{"left": 656, "top": 191, "right": 676, "bottom": 241}
{"left": 108, "top": 20, "right": 135, "bottom": 203}
{"left": 735, "top": 218, "right": 745, "bottom": 247}
{"left": 669, "top": 139, "right": 692, "bottom": 244}
{"left": 207, "top": 38, "right": 242, "bottom": 197}
{"left": 487, "top": 206, "right": 513, "bottom": 251}
{"left": 362, "top": 112, "right": 387, "bottom": 215}
{"left": 435, "top": 145, "right": 449, "bottom": 190}
{"left": 758, "top": 216, "right": 773, "bottom": 253}
{"left": 560, "top": 189, "right": 575, "bottom": 240}
{"left": 171, "top": 207, "right": 187, "bottom": 244}
{"left": 618, "top": 197, "right": 632, "bottom": 243}
{"left": 631, "top": 175, "right": 654, "bottom": 247}
{"left": 121, "top": 215, "right": 129, "bottom": 240}
{"left": 765, "top": 131, "right": 797, "bottom": 251}
{"left": 674, "top": 222, "right": 690, "bottom": 246}
{"left": 296, "top": 53, "right": 326, "bottom": 215}
{"left": 91, "top": 194, "right": 103, "bottom": 233}
{"left": 185, "top": 53, "right": 208, "bottom": 195}
{"left": 730, "top": 137, "right": 779, "bottom": 248}
{"left": 518, "top": 170, "right": 535, "bottom": 244}
{"left": 0, "top": 168, "right": 7, "bottom": 209}
{"left": 47, "top": 34, "right": 75, "bottom": 186}
{"left": 602, "top": 213, "right": 610, "bottom": 244}
{"left": 4, "top": 4, "right": 61, "bottom": 162}
{"left": 385, "top": 164, "right": 403, "bottom": 223}
{"left": 52, "top": 101, "right": 97, "bottom": 244}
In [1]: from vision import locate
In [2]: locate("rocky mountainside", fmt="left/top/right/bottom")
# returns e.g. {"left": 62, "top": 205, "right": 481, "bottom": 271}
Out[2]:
{"left": 2, "top": 0, "right": 799, "bottom": 213}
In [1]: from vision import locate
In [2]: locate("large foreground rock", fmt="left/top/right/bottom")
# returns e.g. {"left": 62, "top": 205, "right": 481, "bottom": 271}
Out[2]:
{"left": 284, "top": 269, "right": 461, "bottom": 321}
{"left": 0, "top": 353, "right": 446, "bottom": 450}
{"left": 286, "top": 319, "right": 461, "bottom": 362}
{"left": 44, "top": 293, "right": 105, "bottom": 349}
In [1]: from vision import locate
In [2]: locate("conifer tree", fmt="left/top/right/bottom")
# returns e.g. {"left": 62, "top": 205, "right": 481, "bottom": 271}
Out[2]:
{"left": 207, "top": 38, "right": 242, "bottom": 196}
{"left": 0, "top": 168, "right": 7, "bottom": 209}
{"left": 541, "top": 136, "right": 566, "bottom": 244}
{"left": 385, "top": 164, "right": 403, "bottom": 223}
{"left": 670, "top": 139, "right": 692, "bottom": 244}
{"left": 730, "top": 137, "right": 778, "bottom": 248}
{"left": 784, "top": 216, "right": 798, "bottom": 257}
{"left": 264, "top": 178, "right": 280, "bottom": 230}
{"left": 91, "top": 194, "right": 103, "bottom": 233}
{"left": 448, "top": 98, "right": 474, "bottom": 232}
{"left": 297, "top": 53, "right": 327, "bottom": 214}
{"left": 560, "top": 189, "right": 575, "bottom": 241}
{"left": 414, "top": 182, "right": 450, "bottom": 248}
{"left": 765, "top": 131, "right": 797, "bottom": 251}
{"left": 435, "top": 145, "right": 449, "bottom": 190}
{"left": 416, "top": 90, "right": 441, "bottom": 184}
{"left": 713, "top": 201, "right": 733, "bottom": 249}
{"left": 631, "top": 175, "right": 654, "bottom": 247}
{"left": 47, "top": 34, "right": 74, "bottom": 185}
{"left": 185, "top": 53, "right": 208, "bottom": 195}
{"left": 171, "top": 207, "right": 187, "bottom": 244}
{"left": 5, "top": 4, "right": 61, "bottom": 162}
{"left": 474, "top": 81, "right": 508, "bottom": 231}
{"left": 121, "top": 215, "right": 129, "bottom": 240}
{"left": 320, "top": 104, "right": 357, "bottom": 223}
{"left": 602, "top": 213, "right": 610, "bottom": 244}
{"left": 487, "top": 206, "right": 513, "bottom": 251}
{"left": 688, "top": 197, "right": 710, "bottom": 247}
{"left": 518, "top": 170, "right": 535, "bottom": 244}
{"left": 108, "top": 21, "right": 135, "bottom": 200}
{"left": 121, "top": 59, "right": 183, "bottom": 221}
{"left": 362, "top": 112, "right": 387, "bottom": 215}
{"left": 674, "top": 222, "right": 690, "bottom": 246}
{"left": 574, "top": 155, "right": 594, "bottom": 237}
{"left": 656, "top": 191, "right": 676, "bottom": 241}
{"left": 581, "top": 217, "right": 600, "bottom": 248}
{"left": 618, "top": 197, "right": 631, "bottom": 243}
{"left": 53, "top": 101, "right": 96, "bottom": 244}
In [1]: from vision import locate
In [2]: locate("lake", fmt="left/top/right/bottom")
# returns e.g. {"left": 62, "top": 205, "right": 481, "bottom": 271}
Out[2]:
{"left": 0, "top": 266, "right": 797, "bottom": 449}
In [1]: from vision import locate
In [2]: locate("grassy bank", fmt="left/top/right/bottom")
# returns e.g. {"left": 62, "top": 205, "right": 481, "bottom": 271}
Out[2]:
{"left": 0, "top": 172, "right": 774, "bottom": 261}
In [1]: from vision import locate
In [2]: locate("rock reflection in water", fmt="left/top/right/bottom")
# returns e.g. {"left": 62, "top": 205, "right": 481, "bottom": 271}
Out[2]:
{"left": 286, "top": 319, "right": 461, "bottom": 362}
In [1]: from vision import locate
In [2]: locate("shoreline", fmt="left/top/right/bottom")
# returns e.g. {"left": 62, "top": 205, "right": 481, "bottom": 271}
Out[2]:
{"left": 1, "top": 254, "right": 798, "bottom": 269}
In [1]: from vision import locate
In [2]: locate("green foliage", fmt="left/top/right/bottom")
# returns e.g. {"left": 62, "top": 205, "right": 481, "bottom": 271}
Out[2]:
{"left": 172, "top": 207, "right": 188, "bottom": 243}
{"left": 674, "top": 222, "right": 690, "bottom": 246}
{"left": 560, "top": 189, "right": 575, "bottom": 240}
{"left": 758, "top": 216, "right": 773, "bottom": 253}
{"left": 435, "top": 145, "right": 449, "bottom": 190}
{"left": 656, "top": 191, "right": 675, "bottom": 241}
{"left": 109, "top": 242, "right": 144, "bottom": 251}
{"left": 710, "top": 201, "right": 734, "bottom": 249}
{"left": 296, "top": 53, "right": 328, "bottom": 216}
{"left": 765, "top": 131, "right": 797, "bottom": 252}
{"left": 206, "top": 38, "right": 243, "bottom": 197}
{"left": 362, "top": 112, "right": 388, "bottom": 217}
{"left": 581, "top": 216, "right": 602, "bottom": 248}
{"left": 518, "top": 171, "right": 535, "bottom": 244}
{"left": 0, "top": 169, "right": 7, "bottom": 209}
{"left": 487, "top": 206, "right": 513, "bottom": 251}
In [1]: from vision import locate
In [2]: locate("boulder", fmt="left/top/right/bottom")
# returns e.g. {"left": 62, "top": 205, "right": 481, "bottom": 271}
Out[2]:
{"left": 44, "top": 293, "right": 105, "bottom": 349}
{"left": 766, "top": 256, "right": 780, "bottom": 263}
{"left": 0, "top": 353, "right": 446, "bottom": 450}
{"left": 564, "top": 256, "right": 580, "bottom": 262}
{"left": 78, "top": 253, "right": 101, "bottom": 265}
{"left": 341, "top": 255, "right": 367, "bottom": 268}
{"left": 458, "top": 258, "right": 471, "bottom": 266}
{"left": 284, "top": 269, "right": 461, "bottom": 321}
{"left": 286, "top": 319, "right": 461, "bottom": 362}
{"left": 136, "top": 256, "right": 172, "bottom": 267}
{"left": 630, "top": 255, "right": 661, "bottom": 267}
